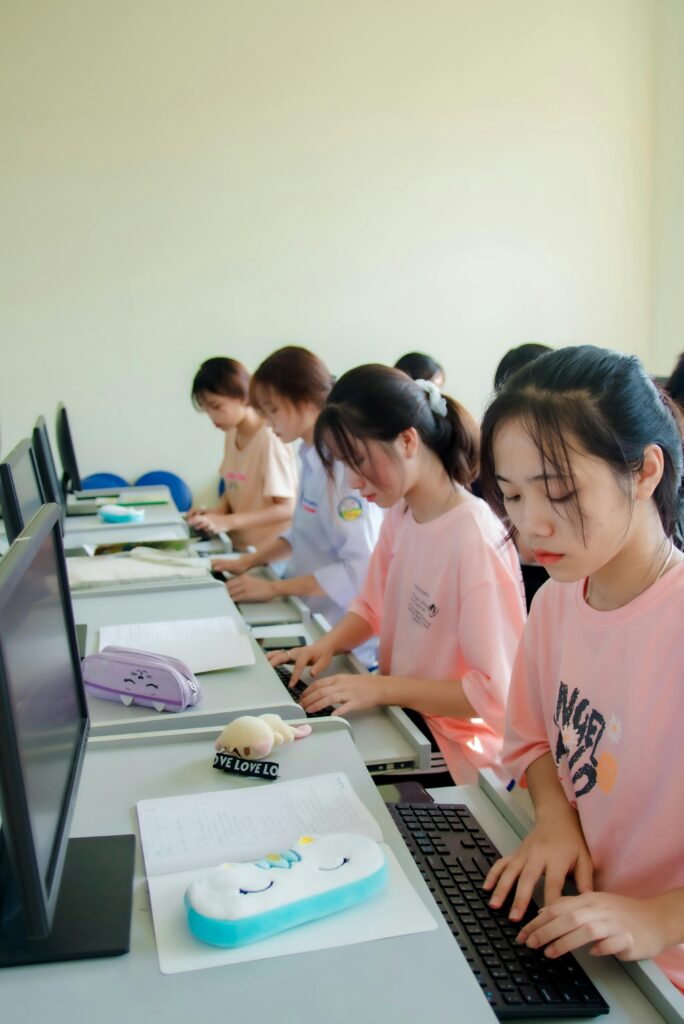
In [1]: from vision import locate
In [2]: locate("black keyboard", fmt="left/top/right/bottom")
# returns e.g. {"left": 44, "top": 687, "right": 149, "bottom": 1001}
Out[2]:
{"left": 389, "top": 803, "right": 609, "bottom": 1020}
{"left": 273, "top": 664, "right": 337, "bottom": 719}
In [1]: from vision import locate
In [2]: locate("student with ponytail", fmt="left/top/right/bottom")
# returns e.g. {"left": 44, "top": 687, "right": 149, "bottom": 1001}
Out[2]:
{"left": 270, "top": 364, "right": 526, "bottom": 783}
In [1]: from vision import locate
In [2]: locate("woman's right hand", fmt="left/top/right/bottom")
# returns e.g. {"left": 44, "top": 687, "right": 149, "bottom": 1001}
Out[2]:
{"left": 211, "top": 554, "right": 255, "bottom": 575}
{"left": 482, "top": 804, "right": 594, "bottom": 922}
{"left": 267, "top": 640, "right": 335, "bottom": 686}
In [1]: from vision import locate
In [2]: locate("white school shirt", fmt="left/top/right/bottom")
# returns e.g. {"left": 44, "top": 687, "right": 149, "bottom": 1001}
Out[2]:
{"left": 279, "top": 443, "right": 383, "bottom": 629}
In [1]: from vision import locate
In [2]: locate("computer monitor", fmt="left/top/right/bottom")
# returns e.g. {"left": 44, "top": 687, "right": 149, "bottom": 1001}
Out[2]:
{"left": 55, "top": 403, "right": 82, "bottom": 494}
{"left": 0, "top": 504, "right": 134, "bottom": 966}
{"left": 0, "top": 439, "right": 45, "bottom": 544}
{"left": 32, "top": 416, "right": 65, "bottom": 532}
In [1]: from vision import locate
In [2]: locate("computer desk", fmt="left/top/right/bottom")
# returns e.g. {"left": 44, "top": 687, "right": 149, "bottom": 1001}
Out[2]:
{"left": 64, "top": 498, "right": 189, "bottom": 544}
{"left": 68, "top": 483, "right": 171, "bottom": 501}
{"left": 1, "top": 506, "right": 188, "bottom": 556}
{"left": 73, "top": 579, "right": 431, "bottom": 775}
{"left": 2, "top": 723, "right": 672, "bottom": 1024}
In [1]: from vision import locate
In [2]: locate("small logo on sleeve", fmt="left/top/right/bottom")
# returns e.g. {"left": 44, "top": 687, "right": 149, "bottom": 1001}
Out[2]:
{"left": 338, "top": 496, "right": 363, "bottom": 522}
{"left": 301, "top": 496, "right": 319, "bottom": 515}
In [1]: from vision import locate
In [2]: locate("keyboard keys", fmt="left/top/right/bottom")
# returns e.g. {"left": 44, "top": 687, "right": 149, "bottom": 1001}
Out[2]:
{"left": 388, "top": 802, "right": 609, "bottom": 1021}
{"left": 272, "top": 665, "right": 336, "bottom": 718}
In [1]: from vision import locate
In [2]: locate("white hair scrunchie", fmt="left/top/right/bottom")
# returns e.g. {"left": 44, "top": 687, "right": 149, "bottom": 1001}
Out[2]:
{"left": 415, "top": 378, "right": 448, "bottom": 418}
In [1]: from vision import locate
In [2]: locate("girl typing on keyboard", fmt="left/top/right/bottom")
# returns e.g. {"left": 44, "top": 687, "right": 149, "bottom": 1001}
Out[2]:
{"left": 188, "top": 357, "right": 297, "bottom": 549}
{"left": 269, "top": 364, "right": 526, "bottom": 784}
{"left": 479, "top": 345, "right": 684, "bottom": 993}
{"left": 212, "top": 347, "right": 383, "bottom": 667}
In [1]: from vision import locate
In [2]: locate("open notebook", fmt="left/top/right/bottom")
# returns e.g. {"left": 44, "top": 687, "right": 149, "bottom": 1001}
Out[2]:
{"left": 137, "top": 772, "right": 436, "bottom": 973}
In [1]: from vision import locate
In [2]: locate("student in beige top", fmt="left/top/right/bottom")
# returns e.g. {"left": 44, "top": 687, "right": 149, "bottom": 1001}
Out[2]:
{"left": 188, "top": 357, "right": 297, "bottom": 550}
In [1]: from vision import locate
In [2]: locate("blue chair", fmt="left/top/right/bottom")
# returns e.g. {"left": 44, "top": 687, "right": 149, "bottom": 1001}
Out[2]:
{"left": 134, "top": 471, "right": 192, "bottom": 512}
{"left": 81, "top": 472, "right": 129, "bottom": 490}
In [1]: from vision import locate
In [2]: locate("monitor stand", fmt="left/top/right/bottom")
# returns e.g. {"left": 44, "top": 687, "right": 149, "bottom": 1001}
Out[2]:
{"left": 0, "top": 834, "right": 135, "bottom": 967}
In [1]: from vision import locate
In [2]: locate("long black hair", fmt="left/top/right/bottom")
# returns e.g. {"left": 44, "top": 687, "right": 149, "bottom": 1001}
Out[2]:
{"left": 314, "top": 364, "right": 479, "bottom": 485}
{"left": 480, "top": 345, "right": 683, "bottom": 541}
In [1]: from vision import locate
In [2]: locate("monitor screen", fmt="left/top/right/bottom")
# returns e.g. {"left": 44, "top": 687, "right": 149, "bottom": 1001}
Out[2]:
{"left": 0, "top": 505, "right": 134, "bottom": 966}
{"left": 32, "top": 417, "right": 65, "bottom": 533}
{"left": 55, "top": 404, "right": 82, "bottom": 494}
{"left": 0, "top": 504, "right": 87, "bottom": 939}
{"left": 0, "top": 439, "right": 45, "bottom": 544}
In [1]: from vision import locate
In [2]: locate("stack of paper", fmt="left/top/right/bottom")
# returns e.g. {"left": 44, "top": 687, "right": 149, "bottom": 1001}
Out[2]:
{"left": 98, "top": 616, "right": 255, "bottom": 673}
{"left": 67, "top": 555, "right": 208, "bottom": 590}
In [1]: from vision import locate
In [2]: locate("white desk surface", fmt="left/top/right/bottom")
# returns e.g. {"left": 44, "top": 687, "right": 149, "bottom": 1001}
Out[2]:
{"left": 73, "top": 583, "right": 427, "bottom": 772}
{"left": 64, "top": 496, "right": 187, "bottom": 541}
{"left": 2, "top": 726, "right": 669, "bottom": 1024}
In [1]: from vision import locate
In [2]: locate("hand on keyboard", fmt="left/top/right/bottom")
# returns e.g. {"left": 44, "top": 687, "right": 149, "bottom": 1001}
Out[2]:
{"left": 271, "top": 664, "right": 336, "bottom": 719}
{"left": 268, "top": 638, "right": 335, "bottom": 686}
{"left": 298, "top": 673, "right": 385, "bottom": 717}
{"left": 483, "top": 802, "right": 594, "bottom": 923}
{"left": 516, "top": 890, "right": 670, "bottom": 963}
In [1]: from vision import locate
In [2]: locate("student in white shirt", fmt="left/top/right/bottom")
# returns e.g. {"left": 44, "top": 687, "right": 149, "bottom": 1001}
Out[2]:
{"left": 212, "top": 347, "right": 382, "bottom": 638}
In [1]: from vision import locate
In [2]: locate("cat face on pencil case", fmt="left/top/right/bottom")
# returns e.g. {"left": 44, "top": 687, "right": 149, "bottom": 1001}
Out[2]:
{"left": 81, "top": 646, "right": 201, "bottom": 712}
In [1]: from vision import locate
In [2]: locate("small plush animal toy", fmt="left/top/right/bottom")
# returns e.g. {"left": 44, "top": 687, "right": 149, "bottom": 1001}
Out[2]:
{"left": 215, "top": 714, "right": 312, "bottom": 760}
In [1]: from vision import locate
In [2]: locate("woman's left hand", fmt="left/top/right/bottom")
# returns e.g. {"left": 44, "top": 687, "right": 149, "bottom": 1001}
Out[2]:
{"left": 226, "top": 575, "right": 278, "bottom": 603}
{"left": 517, "top": 891, "right": 669, "bottom": 961}
{"left": 299, "top": 674, "right": 387, "bottom": 716}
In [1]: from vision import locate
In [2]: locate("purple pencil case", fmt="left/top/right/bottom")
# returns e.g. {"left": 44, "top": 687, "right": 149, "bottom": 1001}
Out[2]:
{"left": 82, "top": 645, "right": 202, "bottom": 712}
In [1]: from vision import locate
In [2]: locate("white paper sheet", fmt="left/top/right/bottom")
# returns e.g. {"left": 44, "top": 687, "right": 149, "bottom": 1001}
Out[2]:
{"left": 136, "top": 772, "right": 436, "bottom": 974}
{"left": 137, "top": 772, "right": 382, "bottom": 877}
{"left": 98, "top": 616, "right": 255, "bottom": 674}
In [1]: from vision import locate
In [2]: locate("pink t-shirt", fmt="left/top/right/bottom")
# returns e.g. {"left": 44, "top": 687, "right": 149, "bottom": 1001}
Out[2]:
{"left": 219, "top": 424, "right": 297, "bottom": 549}
{"left": 349, "top": 495, "right": 526, "bottom": 783}
{"left": 504, "top": 563, "right": 684, "bottom": 990}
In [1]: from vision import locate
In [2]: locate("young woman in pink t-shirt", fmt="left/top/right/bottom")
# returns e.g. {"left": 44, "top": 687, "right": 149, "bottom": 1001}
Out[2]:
{"left": 188, "top": 357, "right": 297, "bottom": 550}
{"left": 479, "top": 345, "right": 684, "bottom": 991}
{"left": 269, "top": 364, "right": 526, "bottom": 784}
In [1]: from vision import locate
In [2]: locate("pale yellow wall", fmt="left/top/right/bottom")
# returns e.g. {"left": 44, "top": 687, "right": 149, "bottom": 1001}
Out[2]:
{"left": 0, "top": 0, "right": 656, "bottom": 500}
{"left": 651, "top": 0, "right": 684, "bottom": 378}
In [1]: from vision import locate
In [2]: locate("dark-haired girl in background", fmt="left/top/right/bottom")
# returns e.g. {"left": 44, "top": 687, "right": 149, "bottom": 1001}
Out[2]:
{"left": 188, "top": 357, "right": 297, "bottom": 549}
{"left": 394, "top": 351, "right": 445, "bottom": 387}
{"left": 270, "top": 365, "right": 526, "bottom": 784}
{"left": 479, "top": 345, "right": 684, "bottom": 991}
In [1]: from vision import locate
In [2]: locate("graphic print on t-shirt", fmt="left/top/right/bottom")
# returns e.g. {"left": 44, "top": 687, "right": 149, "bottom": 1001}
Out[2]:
{"left": 553, "top": 681, "right": 620, "bottom": 799}
{"left": 407, "top": 583, "right": 440, "bottom": 630}
{"left": 225, "top": 471, "right": 247, "bottom": 493}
